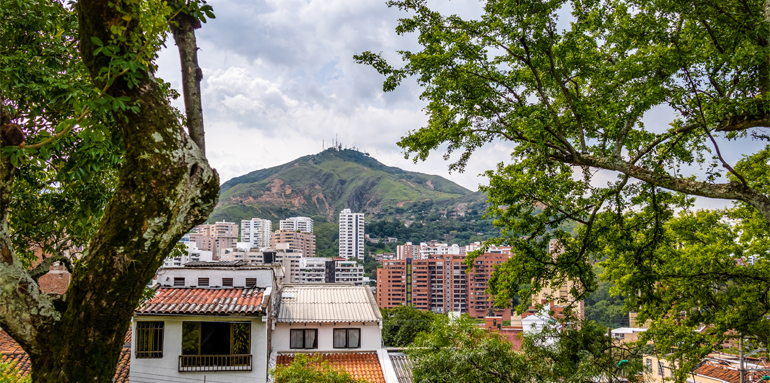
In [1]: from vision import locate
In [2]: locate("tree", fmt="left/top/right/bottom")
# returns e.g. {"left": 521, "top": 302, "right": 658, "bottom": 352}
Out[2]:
{"left": 270, "top": 354, "right": 370, "bottom": 383}
{"left": 381, "top": 305, "right": 435, "bottom": 347}
{"left": 408, "top": 315, "right": 647, "bottom": 383}
{"left": 407, "top": 314, "right": 530, "bottom": 383}
{"left": 0, "top": 0, "right": 218, "bottom": 380}
{"left": 356, "top": 0, "right": 770, "bottom": 374}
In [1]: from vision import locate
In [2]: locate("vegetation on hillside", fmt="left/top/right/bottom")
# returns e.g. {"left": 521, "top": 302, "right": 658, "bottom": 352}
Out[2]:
{"left": 210, "top": 148, "right": 484, "bottom": 223}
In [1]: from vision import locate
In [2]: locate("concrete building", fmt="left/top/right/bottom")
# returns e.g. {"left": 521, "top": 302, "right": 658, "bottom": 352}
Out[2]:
{"left": 241, "top": 218, "right": 272, "bottom": 249}
{"left": 163, "top": 244, "right": 213, "bottom": 267}
{"left": 131, "top": 262, "right": 282, "bottom": 383}
{"left": 219, "top": 248, "right": 265, "bottom": 264}
{"left": 188, "top": 222, "right": 238, "bottom": 260}
{"left": 396, "top": 242, "right": 419, "bottom": 260}
{"left": 271, "top": 229, "right": 316, "bottom": 257}
{"left": 339, "top": 208, "right": 364, "bottom": 260}
{"left": 279, "top": 217, "right": 314, "bottom": 233}
{"left": 467, "top": 252, "right": 511, "bottom": 318}
{"left": 270, "top": 284, "right": 396, "bottom": 383}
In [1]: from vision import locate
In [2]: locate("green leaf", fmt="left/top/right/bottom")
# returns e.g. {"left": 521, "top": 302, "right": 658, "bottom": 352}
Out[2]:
{"left": 90, "top": 36, "right": 103, "bottom": 46}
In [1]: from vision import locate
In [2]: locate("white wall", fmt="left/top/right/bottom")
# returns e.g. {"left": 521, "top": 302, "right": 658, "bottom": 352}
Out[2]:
{"left": 130, "top": 316, "right": 269, "bottom": 383}
{"left": 271, "top": 322, "right": 382, "bottom": 352}
{"left": 156, "top": 267, "right": 277, "bottom": 288}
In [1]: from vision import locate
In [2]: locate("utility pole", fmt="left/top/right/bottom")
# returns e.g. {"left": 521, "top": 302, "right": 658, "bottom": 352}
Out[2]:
{"left": 608, "top": 328, "right": 613, "bottom": 383}
{"left": 740, "top": 336, "right": 744, "bottom": 383}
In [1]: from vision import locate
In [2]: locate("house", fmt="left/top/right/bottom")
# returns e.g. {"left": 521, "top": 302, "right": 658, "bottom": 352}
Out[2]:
{"left": 644, "top": 354, "right": 769, "bottom": 383}
{"left": 130, "top": 262, "right": 282, "bottom": 383}
{"left": 610, "top": 327, "right": 647, "bottom": 343}
{"left": 269, "top": 284, "right": 398, "bottom": 383}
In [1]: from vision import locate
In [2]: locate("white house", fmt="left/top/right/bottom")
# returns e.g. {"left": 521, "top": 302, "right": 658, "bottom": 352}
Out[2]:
{"left": 269, "top": 284, "right": 399, "bottom": 383}
{"left": 130, "top": 263, "right": 282, "bottom": 383}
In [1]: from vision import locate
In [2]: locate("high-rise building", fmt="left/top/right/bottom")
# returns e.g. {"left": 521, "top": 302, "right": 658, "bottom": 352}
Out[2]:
{"left": 338, "top": 209, "right": 364, "bottom": 260}
{"left": 240, "top": 218, "right": 272, "bottom": 249}
{"left": 376, "top": 252, "right": 510, "bottom": 316}
{"left": 188, "top": 221, "right": 238, "bottom": 260}
{"left": 279, "top": 217, "right": 314, "bottom": 233}
{"left": 271, "top": 230, "right": 316, "bottom": 257}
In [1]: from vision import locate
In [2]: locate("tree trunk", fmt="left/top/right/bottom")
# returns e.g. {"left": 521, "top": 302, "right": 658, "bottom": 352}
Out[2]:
{"left": 0, "top": 0, "right": 220, "bottom": 381}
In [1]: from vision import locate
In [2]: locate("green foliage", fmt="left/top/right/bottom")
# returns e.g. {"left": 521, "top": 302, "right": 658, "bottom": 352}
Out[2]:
{"left": 0, "top": 357, "right": 29, "bottom": 383}
{"left": 315, "top": 222, "right": 340, "bottom": 258}
{"left": 407, "top": 314, "right": 529, "bottom": 383}
{"left": 357, "top": 0, "right": 770, "bottom": 374}
{"left": 270, "top": 354, "right": 370, "bottom": 383}
{"left": 584, "top": 266, "right": 627, "bottom": 329}
{"left": 408, "top": 315, "right": 647, "bottom": 383}
{"left": 381, "top": 305, "right": 435, "bottom": 347}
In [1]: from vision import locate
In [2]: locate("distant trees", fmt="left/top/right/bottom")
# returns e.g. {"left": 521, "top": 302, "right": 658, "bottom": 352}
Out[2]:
{"left": 381, "top": 306, "right": 435, "bottom": 347}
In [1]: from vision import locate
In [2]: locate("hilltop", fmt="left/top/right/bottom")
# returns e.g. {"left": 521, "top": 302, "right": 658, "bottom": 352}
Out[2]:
{"left": 210, "top": 148, "right": 487, "bottom": 223}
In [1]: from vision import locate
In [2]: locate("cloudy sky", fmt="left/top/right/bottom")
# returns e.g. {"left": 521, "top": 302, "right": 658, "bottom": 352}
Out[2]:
{"left": 155, "top": 0, "right": 752, "bottom": 209}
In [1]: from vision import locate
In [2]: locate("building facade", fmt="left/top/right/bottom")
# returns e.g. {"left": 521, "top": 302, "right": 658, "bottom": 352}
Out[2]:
{"left": 339, "top": 209, "right": 364, "bottom": 260}
{"left": 279, "top": 217, "right": 314, "bottom": 233}
{"left": 188, "top": 222, "right": 238, "bottom": 260}
{"left": 241, "top": 218, "right": 272, "bottom": 249}
{"left": 271, "top": 230, "right": 316, "bottom": 257}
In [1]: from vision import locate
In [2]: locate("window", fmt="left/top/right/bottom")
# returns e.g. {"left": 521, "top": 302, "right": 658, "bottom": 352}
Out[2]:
{"left": 174, "top": 278, "right": 185, "bottom": 287}
{"left": 182, "top": 322, "right": 251, "bottom": 355}
{"left": 290, "top": 329, "right": 317, "bottom": 349}
{"left": 658, "top": 362, "right": 663, "bottom": 376}
{"left": 333, "top": 328, "right": 361, "bottom": 348}
{"left": 246, "top": 278, "right": 257, "bottom": 287}
{"left": 223, "top": 278, "right": 233, "bottom": 287}
{"left": 136, "top": 321, "right": 164, "bottom": 358}
{"left": 646, "top": 359, "right": 652, "bottom": 373}
{"left": 198, "top": 278, "right": 209, "bottom": 287}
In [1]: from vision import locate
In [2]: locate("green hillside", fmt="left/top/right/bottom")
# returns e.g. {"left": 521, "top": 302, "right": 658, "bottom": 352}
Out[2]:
{"left": 210, "top": 148, "right": 486, "bottom": 222}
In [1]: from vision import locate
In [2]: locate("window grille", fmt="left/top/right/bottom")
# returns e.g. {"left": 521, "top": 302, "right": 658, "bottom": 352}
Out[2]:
{"left": 136, "top": 321, "right": 164, "bottom": 358}
{"left": 246, "top": 278, "right": 257, "bottom": 287}
{"left": 658, "top": 362, "right": 663, "bottom": 376}
{"left": 174, "top": 278, "right": 185, "bottom": 287}
{"left": 333, "top": 328, "right": 361, "bottom": 348}
{"left": 222, "top": 278, "right": 233, "bottom": 287}
{"left": 289, "top": 329, "right": 317, "bottom": 349}
{"left": 198, "top": 278, "right": 209, "bottom": 287}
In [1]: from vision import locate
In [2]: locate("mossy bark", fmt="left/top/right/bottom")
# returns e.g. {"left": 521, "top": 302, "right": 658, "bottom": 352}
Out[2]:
{"left": 0, "top": 0, "right": 219, "bottom": 381}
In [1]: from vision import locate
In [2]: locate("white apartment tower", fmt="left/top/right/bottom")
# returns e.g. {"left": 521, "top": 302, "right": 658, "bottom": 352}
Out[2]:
{"left": 338, "top": 208, "right": 364, "bottom": 260}
{"left": 240, "top": 218, "right": 272, "bottom": 249}
{"left": 279, "top": 216, "right": 314, "bottom": 233}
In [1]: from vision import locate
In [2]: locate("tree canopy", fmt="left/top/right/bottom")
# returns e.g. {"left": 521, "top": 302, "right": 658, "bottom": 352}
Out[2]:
{"left": 356, "top": 0, "right": 770, "bottom": 373}
{"left": 1, "top": 0, "right": 218, "bottom": 380}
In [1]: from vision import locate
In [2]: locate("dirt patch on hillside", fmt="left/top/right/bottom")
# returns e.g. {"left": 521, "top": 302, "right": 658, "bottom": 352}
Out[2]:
{"left": 269, "top": 178, "right": 284, "bottom": 193}
{"left": 397, "top": 200, "right": 412, "bottom": 207}
{"left": 426, "top": 180, "right": 435, "bottom": 190}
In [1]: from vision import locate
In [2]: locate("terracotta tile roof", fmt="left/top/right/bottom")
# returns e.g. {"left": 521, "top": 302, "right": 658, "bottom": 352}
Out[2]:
{"left": 0, "top": 330, "right": 130, "bottom": 382}
{"left": 1, "top": 351, "right": 30, "bottom": 377}
{"left": 694, "top": 362, "right": 767, "bottom": 383}
{"left": 277, "top": 352, "right": 386, "bottom": 383}
{"left": 37, "top": 272, "right": 70, "bottom": 295}
{"left": 137, "top": 287, "right": 265, "bottom": 316}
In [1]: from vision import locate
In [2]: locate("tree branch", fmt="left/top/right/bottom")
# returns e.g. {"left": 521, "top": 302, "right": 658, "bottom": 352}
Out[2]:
{"left": 170, "top": 9, "right": 206, "bottom": 154}
{"left": 553, "top": 153, "right": 770, "bottom": 223}
{"left": 28, "top": 254, "right": 73, "bottom": 283}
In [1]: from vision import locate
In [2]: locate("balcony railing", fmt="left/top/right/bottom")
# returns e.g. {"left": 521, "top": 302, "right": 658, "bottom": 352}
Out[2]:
{"left": 178, "top": 355, "right": 252, "bottom": 372}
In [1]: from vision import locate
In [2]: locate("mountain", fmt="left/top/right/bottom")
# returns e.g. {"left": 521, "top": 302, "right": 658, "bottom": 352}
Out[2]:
{"left": 210, "top": 148, "right": 486, "bottom": 223}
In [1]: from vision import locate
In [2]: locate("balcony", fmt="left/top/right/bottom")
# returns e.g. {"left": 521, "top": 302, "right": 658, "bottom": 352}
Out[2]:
{"left": 178, "top": 355, "right": 252, "bottom": 372}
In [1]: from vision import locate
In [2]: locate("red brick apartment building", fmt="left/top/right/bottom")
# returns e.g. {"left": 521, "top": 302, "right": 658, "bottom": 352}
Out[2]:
{"left": 377, "top": 252, "right": 511, "bottom": 317}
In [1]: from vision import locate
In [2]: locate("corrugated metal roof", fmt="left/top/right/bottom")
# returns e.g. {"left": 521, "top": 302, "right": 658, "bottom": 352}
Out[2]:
{"left": 137, "top": 287, "right": 264, "bottom": 316}
{"left": 389, "top": 352, "right": 413, "bottom": 383}
{"left": 277, "top": 285, "right": 381, "bottom": 323}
